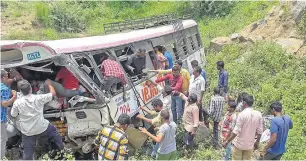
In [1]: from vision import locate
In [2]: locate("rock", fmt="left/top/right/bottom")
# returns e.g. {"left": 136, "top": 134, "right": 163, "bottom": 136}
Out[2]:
{"left": 288, "top": 29, "right": 298, "bottom": 38}
{"left": 250, "top": 22, "right": 258, "bottom": 32}
{"left": 267, "top": 6, "right": 277, "bottom": 17}
{"left": 230, "top": 33, "right": 247, "bottom": 42}
{"left": 276, "top": 38, "right": 304, "bottom": 54}
{"left": 230, "top": 33, "right": 240, "bottom": 40}
{"left": 210, "top": 37, "right": 232, "bottom": 52}
{"left": 278, "top": 10, "right": 285, "bottom": 18}
{"left": 291, "top": 1, "right": 306, "bottom": 23}
{"left": 247, "top": 35, "right": 264, "bottom": 43}
{"left": 296, "top": 46, "right": 306, "bottom": 58}
{"left": 257, "top": 19, "right": 268, "bottom": 26}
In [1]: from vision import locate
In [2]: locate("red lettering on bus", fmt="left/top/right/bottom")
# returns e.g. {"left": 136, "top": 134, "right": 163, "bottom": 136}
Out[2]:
{"left": 141, "top": 80, "right": 161, "bottom": 104}
{"left": 119, "top": 104, "right": 130, "bottom": 114}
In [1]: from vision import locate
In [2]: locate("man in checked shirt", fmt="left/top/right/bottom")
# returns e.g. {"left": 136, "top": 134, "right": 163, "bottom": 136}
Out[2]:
{"left": 93, "top": 114, "right": 131, "bottom": 160}
{"left": 100, "top": 54, "right": 127, "bottom": 97}
{"left": 208, "top": 87, "right": 225, "bottom": 149}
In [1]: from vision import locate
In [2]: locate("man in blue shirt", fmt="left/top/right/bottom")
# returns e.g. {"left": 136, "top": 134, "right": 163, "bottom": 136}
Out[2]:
{"left": 161, "top": 46, "right": 173, "bottom": 69}
{"left": 216, "top": 61, "right": 228, "bottom": 98}
{"left": 1, "top": 70, "right": 17, "bottom": 159}
{"left": 263, "top": 101, "right": 293, "bottom": 160}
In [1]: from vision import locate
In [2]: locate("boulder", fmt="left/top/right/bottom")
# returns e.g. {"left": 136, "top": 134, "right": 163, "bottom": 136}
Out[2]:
{"left": 288, "top": 29, "right": 298, "bottom": 38}
{"left": 230, "top": 33, "right": 248, "bottom": 42}
{"left": 250, "top": 22, "right": 258, "bottom": 32}
{"left": 296, "top": 46, "right": 306, "bottom": 58}
{"left": 210, "top": 37, "right": 232, "bottom": 52}
{"left": 276, "top": 38, "right": 304, "bottom": 54}
{"left": 291, "top": 1, "right": 306, "bottom": 23}
{"left": 247, "top": 35, "right": 264, "bottom": 43}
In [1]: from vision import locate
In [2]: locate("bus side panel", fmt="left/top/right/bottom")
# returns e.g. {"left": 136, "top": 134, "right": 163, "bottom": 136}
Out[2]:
{"left": 183, "top": 47, "right": 206, "bottom": 74}
{"left": 109, "top": 74, "right": 165, "bottom": 122}
{"left": 1, "top": 46, "right": 54, "bottom": 68}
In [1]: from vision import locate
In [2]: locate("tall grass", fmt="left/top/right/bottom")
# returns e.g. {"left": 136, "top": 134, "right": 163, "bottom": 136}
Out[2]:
{"left": 35, "top": 2, "right": 51, "bottom": 27}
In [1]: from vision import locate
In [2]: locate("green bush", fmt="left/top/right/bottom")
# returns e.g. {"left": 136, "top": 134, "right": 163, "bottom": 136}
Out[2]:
{"left": 189, "top": 1, "right": 236, "bottom": 19}
{"left": 35, "top": 2, "right": 51, "bottom": 26}
{"left": 297, "top": 9, "right": 306, "bottom": 36}
{"left": 48, "top": 2, "right": 86, "bottom": 33}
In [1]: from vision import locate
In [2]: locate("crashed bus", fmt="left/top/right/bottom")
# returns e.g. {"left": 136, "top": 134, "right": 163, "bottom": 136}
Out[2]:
{"left": 1, "top": 15, "right": 206, "bottom": 159}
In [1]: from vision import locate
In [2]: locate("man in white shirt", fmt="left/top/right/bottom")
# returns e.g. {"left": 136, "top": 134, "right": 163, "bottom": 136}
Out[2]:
{"left": 188, "top": 66, "right": 207, "bottom": 124}
{"left": 11, "top": 80, "right": 64, "bottom": 160}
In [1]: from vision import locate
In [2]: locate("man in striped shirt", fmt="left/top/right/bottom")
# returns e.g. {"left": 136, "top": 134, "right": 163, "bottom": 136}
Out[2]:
{"left": 208, "top": 87, "right": 225, "bottom": 149}
{"left": 94, "top": 114, "right": 131, "bottom": 160}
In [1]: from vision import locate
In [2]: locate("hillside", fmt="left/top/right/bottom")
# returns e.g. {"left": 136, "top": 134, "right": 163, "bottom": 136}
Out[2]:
{"left": 1, "top": 1, "right": 306, "bottom": 160}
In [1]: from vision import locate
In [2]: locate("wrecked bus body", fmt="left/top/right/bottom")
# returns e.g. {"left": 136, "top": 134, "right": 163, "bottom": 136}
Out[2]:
{"left": 1, "top": 17, "right": 206, "bottom": 159}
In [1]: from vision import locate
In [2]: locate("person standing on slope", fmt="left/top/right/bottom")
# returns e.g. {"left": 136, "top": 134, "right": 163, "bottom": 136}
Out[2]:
{"left": 262, "top": 102, "right": 293, "bottom": 160}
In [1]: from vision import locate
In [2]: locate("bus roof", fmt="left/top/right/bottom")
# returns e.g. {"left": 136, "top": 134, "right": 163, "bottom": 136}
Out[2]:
{"left": 1, "top": 20, "right": 197, "bottom": 54}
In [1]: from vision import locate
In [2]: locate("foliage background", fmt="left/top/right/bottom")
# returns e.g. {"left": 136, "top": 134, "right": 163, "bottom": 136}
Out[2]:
{"left": 1, "top": 1, "right": 306, "bottom": 160}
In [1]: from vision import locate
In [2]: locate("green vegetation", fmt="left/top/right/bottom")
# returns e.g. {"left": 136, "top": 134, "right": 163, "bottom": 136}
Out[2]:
{"left": 298, "top": 9, "right": 306, "bottom": 35}
{"left": 203, "top": 42, "right": 306, "bottom": 160}
{"left": 2, "top": 1, "right": 277, "bottom": 41}
{"left": 2, "top": 1, "right": 306, "bottom": 160}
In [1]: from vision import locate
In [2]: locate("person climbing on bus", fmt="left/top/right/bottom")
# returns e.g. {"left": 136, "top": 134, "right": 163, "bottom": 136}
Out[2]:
{"left": 99, "top": 53, "right": 127, "bottom": 98}
{"left": 37, "top": 79, "right": 86, "bottom": 98}
{"left": 154, "top": 46, "right": 168, "bottom": 70}
{"left": 55, "top": 67, "right": 79, "bottom": 90}
{"left": 154, "top": 66, "right": 183, "bottom": 124}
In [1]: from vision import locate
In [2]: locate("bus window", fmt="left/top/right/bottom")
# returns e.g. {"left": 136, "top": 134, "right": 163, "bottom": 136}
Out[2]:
{"left": 1, "top": 49, "right": 23, "bottom": 65}
{"left": 189, "top": 36, "right": 195, "bottom": 51}
{"left": 171, "top": 43, "right": 179, "bottom": 60}
{"left": 182, "top": 38, "right": 188, "bottom": 56}
{"left": 195, "top": 33, "right": 202, "bottom": 48}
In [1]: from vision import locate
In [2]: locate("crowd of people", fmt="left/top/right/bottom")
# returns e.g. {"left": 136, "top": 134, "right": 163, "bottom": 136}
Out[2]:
{"left": 0, "top": 45, "right": 293, "bottom": 161}
{"left": 93, "top": 59, "right": 293, "bottom": 161}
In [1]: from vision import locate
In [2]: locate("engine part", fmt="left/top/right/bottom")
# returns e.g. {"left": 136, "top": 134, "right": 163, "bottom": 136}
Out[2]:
{"left": 82, "top": 143, "right": 94, "bottom": 154}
